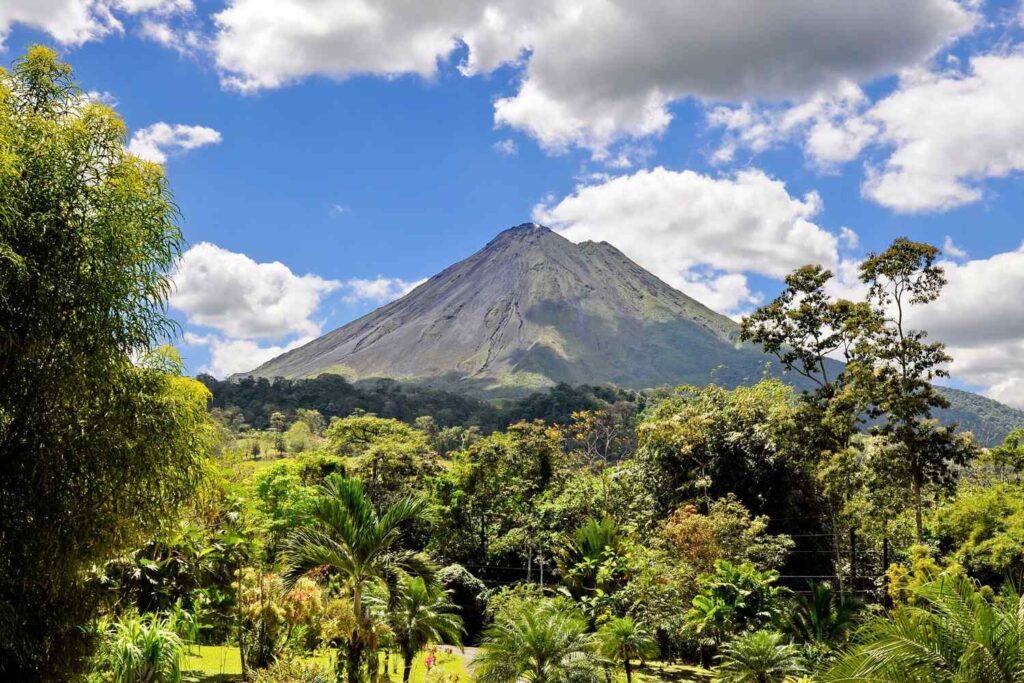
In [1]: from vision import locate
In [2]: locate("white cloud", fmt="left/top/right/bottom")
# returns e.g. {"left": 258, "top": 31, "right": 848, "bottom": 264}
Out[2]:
{"left": 493, "top": 139, "right": 518, "bottom": 156}
{"left": 85, "top": 89, "right": 119, "bottom": 107}
{"left": 534, "top": 167, "right": 841, "bottom": 313}
{"left": 906, "top": 246, "right": 1024, "bottom": 408}
{"left": 343, "top": 277, "right": 426, "bottom": 304}
{"left": 713, "top": 51, "right": 1024, "bottom": 213}
{"left": 0, "top": 0, "right": 117, "bottom": 46}
{"left": 171, "top": 242, "right": 340, "bottom": 339}
{"left": 184, "top": 332, "right": 312, "bottom": 378}
{"left": 209, "top": 0, "right": 974, "bottom": 154}
{"left": 708, "top": 81, "right": 879, "bottom": 169}
{"left": 862, "top": 52, "right": 1024, "bottom": 212}
{"left": 113, "top": 0, "right": 192, "bottom": 14}
{"left": 943, "top": 236, "right": 969, "bottom": 260}
{"left": 0, "top": 0, "right": 192, "bottom": 48}
{"left": 839, "top": 227, "right": 860, "bottom": 250}
{"left": 128, "top": 123, "right": 222, "bottom": 163}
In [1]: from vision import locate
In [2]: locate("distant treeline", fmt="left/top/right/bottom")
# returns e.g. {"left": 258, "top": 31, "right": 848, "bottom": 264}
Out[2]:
{"left": 199, "top": 374, "right": 646, "bottom": 431}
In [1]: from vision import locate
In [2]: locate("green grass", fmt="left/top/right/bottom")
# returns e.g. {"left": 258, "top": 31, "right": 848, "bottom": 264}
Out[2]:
{"left": 184, "top": 646, "right": 469, "bottom": 683}
{"left": 632, "top": 661, "right": 714, "bottom": 683}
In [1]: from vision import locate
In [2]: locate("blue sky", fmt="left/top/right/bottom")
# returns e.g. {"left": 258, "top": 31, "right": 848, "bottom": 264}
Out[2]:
{"left": 3, "top": 0, "right": 1024, "bottom": 406}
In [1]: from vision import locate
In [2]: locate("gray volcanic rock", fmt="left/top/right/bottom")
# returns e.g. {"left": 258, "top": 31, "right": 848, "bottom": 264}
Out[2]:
{"left": 241, "top": 223, "right": 782, "bottom": 395}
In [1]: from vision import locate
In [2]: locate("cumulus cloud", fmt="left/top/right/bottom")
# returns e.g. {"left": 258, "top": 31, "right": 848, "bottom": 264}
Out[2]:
{"left": 903, "top": 246, "right": 1024, "bottom": 408}
{"left": 343, "top": 277, "right": 426, "bottom": 304}
{"left": 171, "top": 242, "right": 340, "bottom": 339}
{"left": 210, "top": 0, "right": 974, "bottom": 154}
{"left": 709, "top": 82, "right": 879, "bottom": 168}
{"left": 0, "top": 0, "right": 192, "bottom": 48}
{"left": 711, "top": 51, "right": 1024, "bottom": 213}
{"left": 128, "top": 123, "right": 221, "bottom": 164}
{"left": 943, "top": 236, "right": 969, "bottom": 260}
{"left": 184, "top": 332, "right": 312, "bottom": 378}
{"left": 534, "top": 167, "right": 841, "bottom": 312}
{"left": 862, "top": 52, "right": 1024, "bottom": 212}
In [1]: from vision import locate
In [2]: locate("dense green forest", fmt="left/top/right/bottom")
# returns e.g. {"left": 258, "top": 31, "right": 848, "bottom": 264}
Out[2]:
{"left": 5, "top": 46, "right": 1024, "bottom": 683}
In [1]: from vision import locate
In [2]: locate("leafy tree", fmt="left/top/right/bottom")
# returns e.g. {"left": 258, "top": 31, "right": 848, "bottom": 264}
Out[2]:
{"left": 436, "top": 564, "right": 488, "bottom": 643}
{"left": 825, "top": 575, "right": 1024, "bottom": 682}
{"left": 0, "top": 47, "right": 212, "bottom": 678}
{"left": 986, "top": 428, "right": 1024, "bottom": 481}
{"left": 295, "top": 408, "right": 326, "bottom": 436}
{"left": 388, "top": 577, "right": 463, "bottom": 683}
{"left": 857, "top": 238, "right": 978, "bottom": 540}
{"left": 327, "top": 415, "right": 440, "bottom": 507}
{"left": 286, "top": 420, "right": 315, "bottom": 452}
{"left": 475, "top": 600, "right": 598, "bottom": 683}
{"left": 686, "top": 561, "right": 788, "bottom": 648}
{"left": 595, "top": 616, "right": 658, "bottom": 683}
{"left": 663, "top": 495, "right": 793, "bottom": 574}
{"left": 637, "top": 381, "right": 805, "bottom": 518}
{"left": 740, "top": 264, "right": 875, "bottom": 443}
{"left": 717, "top": 630, "right": 805, "bottom": 683}
{"left": 282, "top": 475, "right": 434, "bottom": 683}
{"left": 432, "top": 421, "right": 566, "bottom": 566}
{"left": 931, "top": 482, "right": 1024, "bottom": 584}
{"left": 253, "top": 461, "right": 318, "bottom": 560}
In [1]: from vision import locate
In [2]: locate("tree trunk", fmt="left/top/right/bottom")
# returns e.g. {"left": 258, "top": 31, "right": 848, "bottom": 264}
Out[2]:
{"left": 913, "top": 475, "right": 923, "bottom": 542}
{"left": 624, "top": 658, "right": 632, "bottom": 683}
{"left": 346, "top": 640, "right": 364, "bottom": 683}
{"left": 403, "top": 652, "right": 414, "bottom": 683}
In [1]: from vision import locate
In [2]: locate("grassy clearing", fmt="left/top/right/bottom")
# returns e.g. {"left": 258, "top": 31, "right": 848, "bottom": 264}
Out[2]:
{"left": 632, "top": 661, "right": 714, "bottom": 683}
{"left": 184, "top": 646, "right": 469, "bottom": 683}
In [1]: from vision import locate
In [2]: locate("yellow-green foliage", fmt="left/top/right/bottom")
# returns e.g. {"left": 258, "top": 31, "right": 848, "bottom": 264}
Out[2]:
{"left": 930, "top": 481, "right": 1024, "bottom": 581}
{"left": 886, "top": 545, "right": 964, "bottom": 606}
{"left": 0, "top": 47, "right": 212, "bottom": 674}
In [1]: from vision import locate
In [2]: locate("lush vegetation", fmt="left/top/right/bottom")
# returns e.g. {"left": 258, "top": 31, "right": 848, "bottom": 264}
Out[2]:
{"left": 4, "top": 47, "right": 1024, "bottom": 683}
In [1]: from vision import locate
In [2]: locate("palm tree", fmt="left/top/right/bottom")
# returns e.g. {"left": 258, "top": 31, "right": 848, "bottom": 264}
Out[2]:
{"left": 786, "top": 582, "right": 863, "bottom": 646}
{"left": 95, "top": 612, "right": 186, "bottom": 683}
{"left": 596, "top": 616, "right": 658, "bottom": 683}
{"left": 825, "top": 575, "right": 1024, "bottom": 682}
{"left": 282, "top": 475, "right": 434, "bottom": 683}
{"left": 388, "top": 576, "right": 463, "bottom": 683}
{"left": 475, "top": 600, "right": 599, "bottom": 683}
{"left": 717, "top": 630, "right": 805, "bottom": 683}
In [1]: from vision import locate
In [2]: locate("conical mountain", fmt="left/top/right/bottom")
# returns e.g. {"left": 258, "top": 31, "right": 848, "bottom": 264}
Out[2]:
{"left": 242, "top": 223, "right": 784, "bottom": 395}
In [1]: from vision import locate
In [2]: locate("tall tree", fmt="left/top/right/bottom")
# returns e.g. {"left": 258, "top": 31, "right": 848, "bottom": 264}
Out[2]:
{"left": 282, "top": 475, "right": 434, "bottom": 683}
{"left": 858, "top": 238, "right": 977, "bottom": 540}
{"left": 740, "top": 264, "right": 876, "bottom": 457}
{"left": 0, "top": 47, "right": 211, "bottom": 679}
